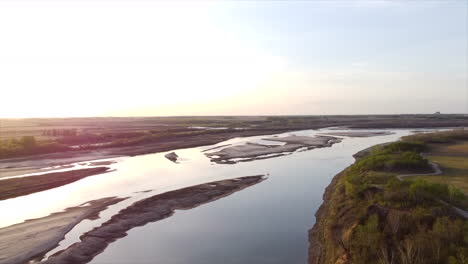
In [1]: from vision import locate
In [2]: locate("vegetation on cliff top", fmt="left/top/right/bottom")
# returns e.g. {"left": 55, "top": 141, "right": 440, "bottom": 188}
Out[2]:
{"left": 318, "top": 130, "right": 468, "bottom": 264}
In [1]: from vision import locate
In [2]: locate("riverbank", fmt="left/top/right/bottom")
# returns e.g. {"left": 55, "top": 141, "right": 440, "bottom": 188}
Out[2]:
{"left": 0, "top": 175, "right": 264, "bottom": 264}
{"left": 0, "top": 197, "right": 125, "bottom": 264}
{"left": 0, "top": 167, "right": 110, "bottom": 200}
{"left": 308, "top": 132, "right": 468, "bottom": 264}
{"left": 0, "top": 128, "right": 391, "bottom": 176}
{"left": 308, "top": 168, "right": 349, "bottom": 264}
{"left": 2, "top": 115, "right": 466, "bottom": 175}
{"left": 0, "top": 129, "right": 293, "bottom": 176}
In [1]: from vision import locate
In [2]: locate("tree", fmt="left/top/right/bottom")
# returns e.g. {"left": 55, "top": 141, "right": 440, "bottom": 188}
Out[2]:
{"left": 20, "top": 136, "right": 36, "bottom": 150}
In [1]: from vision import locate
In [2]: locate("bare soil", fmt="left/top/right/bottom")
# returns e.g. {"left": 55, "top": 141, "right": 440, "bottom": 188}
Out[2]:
{"left": 0, "top": 167, "right": 110, "bottom": 201}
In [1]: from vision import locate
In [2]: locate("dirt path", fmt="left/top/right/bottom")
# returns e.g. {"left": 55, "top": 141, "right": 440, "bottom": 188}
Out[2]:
{"left": 396, "top": 160, "right": 468, "bottom": 219}
{"left": 396, "top": 161, "right": 442, "bottom": 181}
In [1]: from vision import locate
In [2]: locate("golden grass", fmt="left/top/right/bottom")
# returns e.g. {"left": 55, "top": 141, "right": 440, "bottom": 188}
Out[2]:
{"left": 441, "top": 141, "right": 468, "bottom": 154}
{"left": 429, "top": 140, "right": 468, "bottom": 155}
{"left": 407, "top": 142, "right": 468, "bottom": 193}
{"left": 429, "top": 156, "right": 468, "bottom": 170}
{"left": 407, "top": 175, "right": 468, "bottom": 194}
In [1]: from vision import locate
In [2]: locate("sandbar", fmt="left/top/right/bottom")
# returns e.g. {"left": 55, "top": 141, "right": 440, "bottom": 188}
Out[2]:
{"left": 0, "top": 167, "right": 110, "bottom": 201}
{"left": 319, "top": 131, "right": 393, "bottom": 137}
{"left": 41, "top": 175, "right": 265, "bottom": 264}
{"left": 206, "top": 135, "right": 340, "bottom": 164}
{"left": 0, "top": 197, "right": 125, "bottom": 264}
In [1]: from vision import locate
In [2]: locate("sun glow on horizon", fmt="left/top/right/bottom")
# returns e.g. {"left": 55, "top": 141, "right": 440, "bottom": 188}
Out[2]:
{"left": 0, "top": 1, "right": 288, "bottom": 118}
{"left": 0, "top": 1, "right": 466, "bottom": 117}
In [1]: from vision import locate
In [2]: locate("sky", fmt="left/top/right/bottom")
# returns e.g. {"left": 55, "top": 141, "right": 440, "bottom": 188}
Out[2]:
{"left": 0, "top": 0, "right": 466, "bottom": 117}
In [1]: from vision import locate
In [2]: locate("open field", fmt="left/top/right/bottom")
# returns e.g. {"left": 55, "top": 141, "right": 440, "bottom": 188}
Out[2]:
{"left": 1, "top": 115, "right": 467, "bottom": 161}
{"left": 1, "top": 115, "right": 468, "bottom": 139}
{"left": 406, "top": 141, "right": 468, "bottom": 194}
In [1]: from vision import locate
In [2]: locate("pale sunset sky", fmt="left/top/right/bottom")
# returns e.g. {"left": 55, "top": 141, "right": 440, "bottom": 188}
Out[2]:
{"left": 0, "top": 0, "right": 466, "bottom": 117}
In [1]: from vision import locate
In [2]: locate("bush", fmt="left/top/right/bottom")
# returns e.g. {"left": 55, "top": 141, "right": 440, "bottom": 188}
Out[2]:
{"left": 344, "top": 141, "right": 430, "bottom": 198}
{"left": 448, "top": 185, "right": 466, "bottom": 204}
{"left": 381, "top": 141, "right": 427, "bottom": 154}
{"left": 350, "top": 214, "right": 382, "bottom": 264}
{"left": 409, "top": 179, "right": 447, "bottom": 203}
{"left": 345, "top": 170, "right": 369, "bottom": 197}
{"left": 352, "top": 142, "right": 430, "bottom": 173}
{"left": 407, "top": 179, "right": 467, "bottom": 207}
{"left": 383, "top": 152, "right": 429, "bottom": 171}
{"left": 20, "top": 136, "right": 37, "bottom": 149}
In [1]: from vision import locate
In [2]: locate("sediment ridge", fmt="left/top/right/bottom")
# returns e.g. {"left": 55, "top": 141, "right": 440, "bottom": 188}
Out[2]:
{"left": 41, "top": 175, "right": 265, "bottom": 264}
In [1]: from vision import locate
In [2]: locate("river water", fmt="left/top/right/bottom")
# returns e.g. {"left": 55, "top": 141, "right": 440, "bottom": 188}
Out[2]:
{"left": 0, "top": 128, "right": 418, "bottom": 263}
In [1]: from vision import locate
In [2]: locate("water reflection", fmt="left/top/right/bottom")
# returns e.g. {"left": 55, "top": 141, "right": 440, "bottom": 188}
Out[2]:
{"left": 0, "top": 129, "right": 413, "bottom": 263}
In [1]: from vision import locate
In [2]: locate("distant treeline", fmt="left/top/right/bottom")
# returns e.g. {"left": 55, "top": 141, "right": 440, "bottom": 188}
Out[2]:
{"left": 0, "top": 136, "right": 68, "bottom": 159}
{"left": 42, "top": 128, "right": 78, "bottom": 137}
{"left": 0, "top": 127, "right": 254, "bottom": 159}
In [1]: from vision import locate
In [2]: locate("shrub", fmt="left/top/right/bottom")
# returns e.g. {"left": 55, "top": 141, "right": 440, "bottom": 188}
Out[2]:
{"left": 350, "top": 214, "right": 382, "bottom": 264}
{"left": 381, "top": 141, "right": 427, "bottom": 154}
{"left": 383, "top": 152, "right": 429, "bottom": 171}
{"left": 20, "top": 136, "right": 37, "bottom": 149}
{"left": 345, "top": 170, "right": 369, "bottom": 197}
{"left": 352, "top": 141, "right": 430, "bottom": 173}
{"left": 409, "top": 179, "right": 446, "bottom": 202}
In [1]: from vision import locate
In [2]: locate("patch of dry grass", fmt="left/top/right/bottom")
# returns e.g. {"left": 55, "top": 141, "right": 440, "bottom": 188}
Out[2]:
{"left": 407, "top": 175, "right": 468, "bottom": 194}
{"left": 439, "top": 141, "right": 468, "bottom": 154}
{"left": 429, "top": 155, "right": 468, "bottom": 170}
{"left": 407, "top": 142, "right": 468, "bottom": 194}
{"left": 429, "top": 140, "right": 468, "bottom": 155}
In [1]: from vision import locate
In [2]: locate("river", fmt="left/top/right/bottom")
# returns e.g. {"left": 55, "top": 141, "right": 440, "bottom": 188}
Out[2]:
{"left": 0, "top": 128, "right": 418, "bottom": 263}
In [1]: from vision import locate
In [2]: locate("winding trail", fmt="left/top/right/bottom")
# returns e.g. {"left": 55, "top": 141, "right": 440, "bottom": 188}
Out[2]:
{"left": 396, "top": 160, "right": 468, "bottom": 219}
{"left": 396, "top": 161, "right": 442, "bottom": 181}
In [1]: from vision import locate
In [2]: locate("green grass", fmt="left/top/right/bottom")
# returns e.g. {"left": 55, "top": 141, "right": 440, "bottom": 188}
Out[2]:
{"left": 314, "top": 132, "right": 468, "bottom": 264}
{"left": 408, "top": 175, "right": 468, "bottom": 195}
{"left": 344, "top": 138, "right": 468, "bottom": 264}
{"left": 344, "top": 141, "right": 432, "bottom": 197}
{"left": 407, "top": 155, "right": 468, "bottom": 194}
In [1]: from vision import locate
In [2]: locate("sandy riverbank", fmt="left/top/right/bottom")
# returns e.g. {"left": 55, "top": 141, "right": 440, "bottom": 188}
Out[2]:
{"left": 0, "top": 167, "right": 110, "bottom": 201}
{"left": 0, "top": 197, "right": 126, "bottom": 264}
{"left": 319, "top": 131, "right": 393, "bottom": 137}
{"left": 41, "top": 175, "right": 265, "bottom": 264}
{"left": 0, "top": 129, "right": 293, "bottom": 177}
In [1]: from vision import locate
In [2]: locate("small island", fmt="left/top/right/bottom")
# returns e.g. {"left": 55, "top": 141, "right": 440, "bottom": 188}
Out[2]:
{"left": 206, "top": 135, "right": 340, "bottom": 164}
